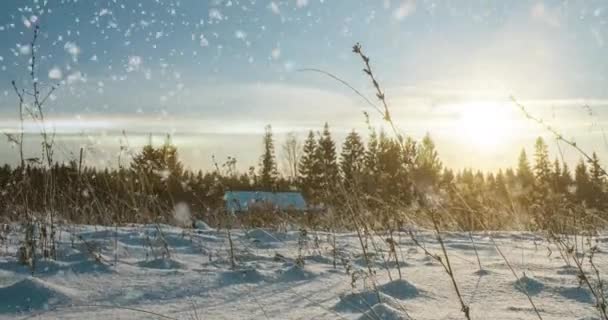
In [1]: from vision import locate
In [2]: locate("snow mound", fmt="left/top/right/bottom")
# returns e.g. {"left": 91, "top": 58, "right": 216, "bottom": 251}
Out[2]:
{"left": 56, "top": 246, "right": 89, "bottom": 262}
{"left": 334, "top": 280, "right": 418, "bottom": 312}
{"left": 0, "top": 260, "right": 63, "bottom": 276}
{"left": 558, "top": 286, "right": 593, "bottom": 304}
{"left": 0, "top": 277, "right": 75, "bottom": 313}
{"left": 305, "top": 254, "right": 334, "bottom": 265}
{"left": 353, "top": 252, "right": 382, "bottom": 267}
{"left": 247, "top": 228, "right": 283, "bottom": 244}
{"left": 357, "top": 303, "right": 411, "bottom": 320}
{"left": 79, "top": 229, "right": 115, "bottom": 240}
{"left": 334, "top": 291, "right": 404, "bottom": 312}
{"left": 69, "top": 260, "right": 113, "bottom": 274}
{"left": 385, "top": 260, "right": 410, "bottom": 268}
{"left": 378, "top": 279, "right": 420, "bottom": 300}
{"left": 195, "top": 233, "right": 223, "bottom": 242}
{"left": 218, "top": 268, "right": 265, "bottom": 286}
{"left": 277, "top": 265, "right": 316, "bottom": 282}
{"left": 194, "top": 220, "right": 213, "bottom": 230}
{"left": 121, "top": 233, "right": 191, "bottom": 248}
{"left": 556, "top": 265, "right": 578, "bottom": 275}
{"left": 334, "top": 291, "right": 384, "bottom": 312}
{"left": 138, "top": 258, "right": 187, "bottom": 270}
{"left": 162, "top": 234, "right": 194, "bottom": 248}
{"left": 473, "top": 269, "right": 491, "bottom": 276}
{"left": 513, "top": 275, "right": 544, "bottom": 296}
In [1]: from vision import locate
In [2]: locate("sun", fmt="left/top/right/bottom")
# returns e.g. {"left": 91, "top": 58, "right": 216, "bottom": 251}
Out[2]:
{"left": 455, "top": 101, "right": 515, "bottom": 148}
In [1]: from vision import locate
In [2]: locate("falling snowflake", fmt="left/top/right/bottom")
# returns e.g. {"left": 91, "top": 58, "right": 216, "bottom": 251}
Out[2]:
{"left": 128, "top": 56, "right": 143, "bottom": 71}
{"left": 235, "top": 30, "right": 247, "bottom": 40}
{"left": 22, "top": 16, "right": 32, "bottom": 28}
{"left": 64, "top": 42, "right": 81, "bottom": 61}
{"left": 48, "top": 67, "right": 63, "bottom": 80}
{"left": 209, "top": 9, "right": 223, "bottom": 22}
{"left": 200, "top": 34, "right": 209, "bottom": 47}
{"left": 270, "top": 2, "right": 280, "bottom": 14}
{"left": 67, "top": 71, "right": 85, "bottom": 84}
{"left": 18, "top": 44, "right": 30, "bottom": 55}
{"left": 271, "top": 47, "right": 281, "bottom": 59}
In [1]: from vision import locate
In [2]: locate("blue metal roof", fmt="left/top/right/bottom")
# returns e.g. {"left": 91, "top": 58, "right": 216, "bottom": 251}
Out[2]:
{"left": 224, "top": 191, "right": 307, "bottom": 213}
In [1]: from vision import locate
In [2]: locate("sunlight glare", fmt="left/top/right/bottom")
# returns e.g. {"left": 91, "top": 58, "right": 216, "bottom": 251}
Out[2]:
{"left": 455, "top": 101, "right": 515, "bottom": 149}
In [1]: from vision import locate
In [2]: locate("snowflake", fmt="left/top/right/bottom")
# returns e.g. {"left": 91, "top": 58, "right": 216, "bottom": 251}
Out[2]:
{"left": 48, "top": 67, "right": 62, "bottom": 80}
{"left": 200, "top": 34, "right": 209, "bottom": 47}
{"left": 128, "top": 55, "right": 143, "bottom": 71}
{"left": 64, "top": 42, "right": 81, "bottom": 61}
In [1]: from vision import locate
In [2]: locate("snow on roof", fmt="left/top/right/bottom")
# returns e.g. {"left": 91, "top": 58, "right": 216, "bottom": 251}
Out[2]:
{"left": 224, "top": 191, "right": 307, "bottom": 213}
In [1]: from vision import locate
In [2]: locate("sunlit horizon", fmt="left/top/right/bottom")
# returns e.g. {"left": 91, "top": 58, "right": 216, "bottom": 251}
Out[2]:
{"left": 0, "top": 97, "right": 605, "bottom": 173}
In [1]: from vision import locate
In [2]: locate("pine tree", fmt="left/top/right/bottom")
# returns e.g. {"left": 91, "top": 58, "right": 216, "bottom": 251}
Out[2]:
{"left": 551, "top": 158, "right": 562, "bottom": 193}
{"left": 505, "top": 168, "right": 517, "bottom": 188}
{"left": 159, "top": 136, "right": 184, "bottom": 178}
{"left": 575, "top": 159, "right": 591, "bottom": 205}
{"left": 486, "top": 172, "right": 497, "bottom": 192}
{"left": 315, "top": 123, "right": 339, "bottom": 196}
{"left": 440, "top": 168, "right": 455, "bottom": 188}
{"left": 130, "top": 136, "right": 184, "bottom": 201}
{"left": 533, "top": 137, "right": 552, "bottom": 188}
{"left": 159, "top": 136, "right": 185, "bottom": 197}
{"left": 340, "top": 130, "right": 366, "bottom": 189}
{"left": 461, "top": 168, "right": 475, "bottom": 187}
{"left": 376, "top": 130, "right": 405, "bottom": 201}
{"left": 517, "top": 149, "right": 534, "bottom": 189}
{"left": 414, "top": 133, "right": 443, "bottom": 189}
{"left": 131, "top": 144, "right": 160, "bottom": 177}
{"left": 361, "top": 128, "right": 380, "bottom": 201}
{"left": 494, "top": 169, "right": 510, "bottom": 201}
{"left": 259, "top": 125, "right": 278, "bottom": 190}
{"left": 588, "top": 152, "right": 606, "bottom": 209}
{"left": 560, "top": 162, "right": 573, "bottom": 194}
{"left": 299, "top": 130, "right": 319, "bottom": 201}
{"left": 365, "top": 128, "right": 380, "bottom": 183}
{"left": 474, "top": 170, "right": 486, "bottom": 190}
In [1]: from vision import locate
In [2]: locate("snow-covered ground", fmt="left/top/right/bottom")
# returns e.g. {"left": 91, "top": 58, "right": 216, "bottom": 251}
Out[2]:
{"left": 0, "top": 223, "right": 605, "bottom": 319}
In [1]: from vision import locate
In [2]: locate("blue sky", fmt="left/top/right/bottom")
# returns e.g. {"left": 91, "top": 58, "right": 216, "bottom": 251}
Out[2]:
{"left": 0, "top": 0, "right": 607, "bottom": 172}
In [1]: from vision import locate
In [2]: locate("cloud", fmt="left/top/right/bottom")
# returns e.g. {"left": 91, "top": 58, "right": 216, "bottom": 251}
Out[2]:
{"left": 0, "top": 82, "right": 373, "bottom": 135}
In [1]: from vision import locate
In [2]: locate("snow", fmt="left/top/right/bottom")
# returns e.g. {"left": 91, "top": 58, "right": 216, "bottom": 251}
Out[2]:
{"left": 358, "top": 303, "right": 411, "bottom": 320}
{"left": 17, "top": 44, "right": 30, "bottom": 56}
{"left": 48, "top": 67, "right": 63, "bottom": 80}
{"left": 127, "top": 56, "right": 143, "bottom": 71}
{"left": 271, "top": 47, "right": 281, "bottom": 60}
{"left": 0, "top": 277, "right": 77, "bottom": 313}
{"left": 269, "top": 2, "right": 280, "bottom": 15}
{"left": 193, "top": 220, "right": 212, "bottom": 231}
{"left": 63, "top": 42, "right": 81, "bottom": 61}
{"left": 66, "top": 71, "right": 85, "bottom": 84}
{"left": 137, "top": 258, "right": 187, "bottom": 270}
{"left": 0, "top": 224, "right": 606, "bottom": 319}
{"left": 199, "top": 34, "right": 209, "bottom": 47}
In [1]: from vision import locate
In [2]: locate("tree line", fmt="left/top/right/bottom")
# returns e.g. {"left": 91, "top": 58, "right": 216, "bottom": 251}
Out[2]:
{"left": 0, "top": 123, "right": 606, "bottom": 229}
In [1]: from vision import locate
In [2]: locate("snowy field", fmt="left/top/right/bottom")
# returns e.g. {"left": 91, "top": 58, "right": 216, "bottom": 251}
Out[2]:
{"left": 0, "top": 223, "right": 606, "bottom": 320}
